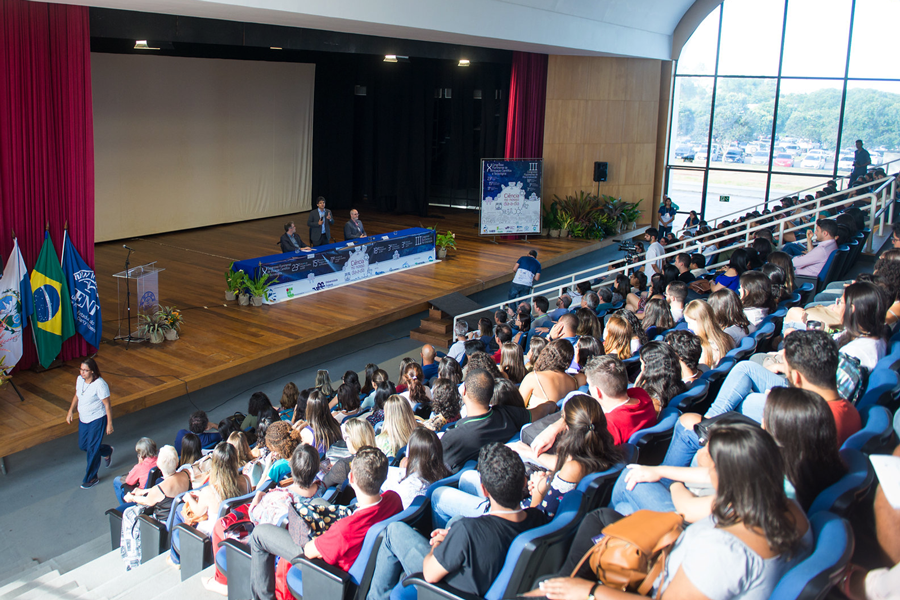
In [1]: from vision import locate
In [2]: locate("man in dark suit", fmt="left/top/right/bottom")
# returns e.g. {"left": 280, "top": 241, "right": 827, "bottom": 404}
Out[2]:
{"left": 306, "top": 196, "right": 334, "bottom": 246}
{"left": 343, "top": 208, "right": 367, "bottom": 241}
{"left": 279, "top": 221, "right": 312, "bottom": 253}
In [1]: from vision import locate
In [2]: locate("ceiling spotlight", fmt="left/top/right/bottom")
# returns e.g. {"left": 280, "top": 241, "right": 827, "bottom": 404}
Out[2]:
{"left": 133, "top": 40, "right": 161, "bottom": 50}
{"left": 384, "top": 54, "right": 398, "bottom": 62}
{"left": 458, "top": 59, "right": 471, "bottom": 67}
{"left": 270, "top": 46, "right": 282, "bottom": 50}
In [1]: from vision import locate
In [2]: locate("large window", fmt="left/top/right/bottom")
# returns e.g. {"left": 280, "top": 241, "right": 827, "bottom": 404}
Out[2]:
{"left": 666, "top": 0, "right": 900, "bottom": 222}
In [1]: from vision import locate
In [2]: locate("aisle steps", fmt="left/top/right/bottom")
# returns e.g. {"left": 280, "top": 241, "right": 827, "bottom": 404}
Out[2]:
{"left": 0, "top": 534, "right": 221, "bottom": 600}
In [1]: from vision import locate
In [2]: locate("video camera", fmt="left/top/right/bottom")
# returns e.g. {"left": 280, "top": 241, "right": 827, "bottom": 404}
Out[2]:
{"left": 615, "top": 239, "right": 642, "bottom": 265}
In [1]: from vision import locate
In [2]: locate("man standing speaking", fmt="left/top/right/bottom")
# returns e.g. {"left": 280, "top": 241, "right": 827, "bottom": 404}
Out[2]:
{"left": 307, "top": 196, "right": 334, "bottom": 246}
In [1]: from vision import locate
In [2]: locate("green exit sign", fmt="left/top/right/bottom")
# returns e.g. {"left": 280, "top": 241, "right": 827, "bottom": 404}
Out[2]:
{"left": 719, "top": 195, "right": 730, "bottom": 202}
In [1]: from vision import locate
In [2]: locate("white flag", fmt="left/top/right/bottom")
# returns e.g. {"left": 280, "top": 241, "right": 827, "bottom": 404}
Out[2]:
{"left": 0, "top": 239, "right": 33, "bottom": 373}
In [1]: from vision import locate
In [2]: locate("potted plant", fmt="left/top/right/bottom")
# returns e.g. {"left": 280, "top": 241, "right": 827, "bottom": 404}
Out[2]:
{"left": 158, "top": 305, "right": 184, "bottom": 340}
{"left": 137, "top": 311, "right": 167, "bottom": 344}
{"left": 246, "top": 271, "right": 277, "bottom": 307}
{"left": 558, "top": 210, "right": 575, "bottom": 238}
{"left": 432, "top": 228, "right": 457, "bottom": 260}
{"left": 621, "top": 199, "right": 643, "bottom": 230}
{"left": 543, "top": 201, "right": 562, "bottom": 237}
{"left": 225, "top": 265, "right": 246, "bottom": 301}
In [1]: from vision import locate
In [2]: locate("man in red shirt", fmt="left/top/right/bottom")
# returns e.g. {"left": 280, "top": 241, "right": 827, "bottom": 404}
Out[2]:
{"left": 113, "top": 437, "right": 158, "bottom": 505}
{"left": 249, "top": 446, "right": 402, "bottom": 600}
{"left": 523, "top": 355, "right": 658, "bottom": 454}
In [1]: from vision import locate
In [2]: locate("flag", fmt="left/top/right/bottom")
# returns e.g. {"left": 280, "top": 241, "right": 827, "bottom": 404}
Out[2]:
{"left": 61, "top": 230, "right": 102, "bottom": 349}
{"left": 0, "top": 239, "right": 33, "bottom": 372}
{"left": 30, "top": 231, "right": 75, "bottom": 368}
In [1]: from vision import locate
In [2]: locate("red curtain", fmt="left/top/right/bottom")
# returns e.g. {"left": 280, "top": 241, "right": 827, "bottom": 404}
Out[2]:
{"left": 504, "top": 52, "right": 548, "bottom": 160}
{"left": 0, "top": 0, "right": 95, "bottom": 367}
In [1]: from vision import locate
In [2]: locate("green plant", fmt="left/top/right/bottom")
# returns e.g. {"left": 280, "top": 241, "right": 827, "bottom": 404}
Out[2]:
{"left": 431, "top": 228, "right": 457, "bottom": 250}
{"left": 620, "top": 199, "right": 643, "bottom": 224}
{"left": 246, "top": 271, "right": 277, "bottom": 298}
{"left": 225, "top": 264, "right": 248, "bottom": 293}
{"left": 137, "top": 311, "right": 168, "bottom": 337}
{"left": 158, "top": 305, "right": 184, "bottom": 331}
{"left": 542, "top": 201, "right": 562, "bottom": 229}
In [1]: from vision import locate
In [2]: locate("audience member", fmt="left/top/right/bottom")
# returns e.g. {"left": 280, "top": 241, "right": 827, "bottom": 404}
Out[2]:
{"left": 381, "top": 428, "right": 450, "bottom": 508}
{"left": 175, "top": 410, "right": 222, "bottom": 453}
{"left": 518, "top": 339, "right": 578, "bottom": 408}
{"left": 683, "top": 300, "right": 734, "bottom": 367}
{"left": 665, "top": 330, "right": 704, "bottom": 383}
{"left": 113, "top": 437, "right": 159, "bottom": 506}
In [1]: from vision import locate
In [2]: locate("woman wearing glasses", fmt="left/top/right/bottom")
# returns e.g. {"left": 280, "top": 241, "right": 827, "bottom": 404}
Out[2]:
{"left": 66, "top": 357, "right": 114, "bottom": 489}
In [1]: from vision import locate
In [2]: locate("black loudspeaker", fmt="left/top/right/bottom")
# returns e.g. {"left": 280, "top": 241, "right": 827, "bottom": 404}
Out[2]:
{"left": 593, "top": 161, "right": 608, "bottom": 182}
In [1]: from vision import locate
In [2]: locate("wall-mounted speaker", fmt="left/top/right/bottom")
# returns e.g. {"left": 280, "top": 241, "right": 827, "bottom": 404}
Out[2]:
{"left": 593, "top": 161, "right": 608, "bottom": 183}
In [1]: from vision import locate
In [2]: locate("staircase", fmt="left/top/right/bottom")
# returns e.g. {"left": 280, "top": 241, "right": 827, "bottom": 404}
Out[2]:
{"left": 0, "top": 535, "right": 221, "bottom": 600}
{"left": 410, "top": 307, "right": 453, "bottom": 349}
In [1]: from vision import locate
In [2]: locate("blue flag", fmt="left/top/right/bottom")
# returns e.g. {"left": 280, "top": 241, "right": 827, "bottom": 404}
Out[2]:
{"left": 61, "top": 231, "right": 102, "bottom": 349}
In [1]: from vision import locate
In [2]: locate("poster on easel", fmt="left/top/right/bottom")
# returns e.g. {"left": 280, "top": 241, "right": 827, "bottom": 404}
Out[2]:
{"left": 479, "top": 159, "right": 542, "bottom": 236}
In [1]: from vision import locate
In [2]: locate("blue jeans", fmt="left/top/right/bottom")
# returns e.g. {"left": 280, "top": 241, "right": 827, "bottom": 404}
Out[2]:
{"left": 704, "top": 361, "right": 787, "bottom": 418}
{"left": 366, "top": 522, "right": 432, "bottom": 600}
{"left": 78, "top": 416, "right": 112, "bottom": 485}
{"left": 610, "top": 471, "right": 676, "bottom": 515}
{"left": 661, "top": 421, "right": 703, "bottom": 467}
{"left": 431, "top": 471, "right": 488, "bottom": 528}
{"left": 782, "top": 242, "right": 805, "bottom": 257}
{"left": 508, "top": 283, "right": 532, "bottom": 301}
{"left": 113, "top": 476, "right": 137, "bottom": 511}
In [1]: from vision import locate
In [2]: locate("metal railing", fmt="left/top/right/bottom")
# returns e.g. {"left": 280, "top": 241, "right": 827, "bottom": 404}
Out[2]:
{"left": 675, "top": 157, "right": 900, "bottom": 234}
{"left": 451, "top": 174, "right": 897, "bottom": 333}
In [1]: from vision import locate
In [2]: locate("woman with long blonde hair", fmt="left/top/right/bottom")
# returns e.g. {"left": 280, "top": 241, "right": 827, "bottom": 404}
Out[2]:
{"left": 603, "top": 315, "right": 633, "bottom": 360}
{"left": 375, "top": 395, "right": 419, "bottom": 457}
{"left": 683, "top": 299, "right": 734, "bottom": 367}
{"left": 181, "top": 443, "right": 250, "bottom": 536}
{"left": 226, "top": 431, "right": 253, "bottom": 466}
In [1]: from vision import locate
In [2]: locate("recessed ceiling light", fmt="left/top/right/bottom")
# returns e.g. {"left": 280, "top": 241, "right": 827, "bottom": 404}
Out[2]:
{"left": 134, "top": 40, "right": 160, "bottom": 50}
{"left": 458, "top": 59, "right": 471, "bottom": 67}
{"left": 384, "top": 54, "right": 398, "bottom": 62}
{"left": 270, "top": 46, "right": 282, "bottom": 50}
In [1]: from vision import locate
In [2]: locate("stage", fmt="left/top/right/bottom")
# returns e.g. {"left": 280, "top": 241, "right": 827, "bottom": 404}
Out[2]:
{"left": 0, "top": 207, "right": 620, "bottom": 460}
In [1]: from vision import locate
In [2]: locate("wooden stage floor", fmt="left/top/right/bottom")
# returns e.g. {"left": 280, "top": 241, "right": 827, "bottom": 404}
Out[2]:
{"left": 0, "top": 207, "right": 613, "bottom": 458}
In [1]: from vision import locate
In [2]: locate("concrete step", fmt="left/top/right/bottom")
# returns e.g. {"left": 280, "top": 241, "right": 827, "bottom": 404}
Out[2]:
{"left": 147, "top": 565, "right": 224, "bottom": 600}
{"left": 46, "top": 535, "right": 110, "bottom": 575}
{"left": 15, "top": 578, "right": 83, "bottom": 600}
{"left": 89, "top": 554, "right": 180, "bottom": 600}
{"left": 0, "top": 564, "right": 53, "bottom": 598}
{"left": 48, "top": 549, "right": 125, "bottom": 594}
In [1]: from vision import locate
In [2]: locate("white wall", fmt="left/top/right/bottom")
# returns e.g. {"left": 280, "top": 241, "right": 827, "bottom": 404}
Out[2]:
{"left": 92, "top": 53, "right": 314, "bottom": 241}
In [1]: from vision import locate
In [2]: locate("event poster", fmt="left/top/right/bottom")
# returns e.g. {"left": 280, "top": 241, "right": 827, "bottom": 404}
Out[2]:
{"left": 479, "top": 159, "right": 542, "bottom": 235}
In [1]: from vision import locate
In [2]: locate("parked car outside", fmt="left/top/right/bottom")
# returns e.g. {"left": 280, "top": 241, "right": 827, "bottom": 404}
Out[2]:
{"left": 773, "top": 153, "right": 794, "bottom": 168}
{"left": 749, "top": 151, "right": 770, "bottom": 166}
{"left": 723, "top": 149, "right": 745, "bottom": 163}
{"left": 800, "top": 154, "right": 826, "bottom": 169}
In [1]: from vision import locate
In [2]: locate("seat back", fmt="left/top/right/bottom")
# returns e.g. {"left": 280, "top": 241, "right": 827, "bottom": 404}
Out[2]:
{"left": 672, "top": 379, "right": 710, "bottom": 411}
{"left": 145, "top": 467, "right": 163, "bottom": 489}
{"left": 777, "top": 293, "right": 802, "bottom": 311}
{"left": 818, "top": 246, "right": 846, "bottom": 291}
{"left": 725, "top": 335, "right": 757, "bottom": 362}
{"left": 807, "top": 449, "right": 876, "bottom": 517}
{"left": 752, "top": 321, "right": 777, "bottom": 346}
{"left": 579, "top": 445, "right": 635, "bottom": 511}
{"left": 795, "top": 282, "right": 815, "bottom": 304}
{"left": 768, "top": 512, "right": 854, "bottom": 600}
{"left": 838, "top": 240, "right": 859, "bottom": 279}
{"left": 628, "top": 407, "right": 681, "bottom": 466}
{"left": 857, "top": 368, "right": 899, "bottom": 411}
{"left": 841, "top": 405, "right": 894, "bottom": 454}
{"left": 486, "top": 490, "right": 587, "bottom": 600}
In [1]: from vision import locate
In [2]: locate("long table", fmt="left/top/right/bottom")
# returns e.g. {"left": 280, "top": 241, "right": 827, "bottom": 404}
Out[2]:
{"left": 232, "top": 227, "right": 436, "bottom": 304}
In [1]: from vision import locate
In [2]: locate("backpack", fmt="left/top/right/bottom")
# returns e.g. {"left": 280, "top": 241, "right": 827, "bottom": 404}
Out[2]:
{"left": 571, "top": 510, "right": 684, "bottom": 596}
{"left": 837, "top": 352, "right": 868, "bottom": 406}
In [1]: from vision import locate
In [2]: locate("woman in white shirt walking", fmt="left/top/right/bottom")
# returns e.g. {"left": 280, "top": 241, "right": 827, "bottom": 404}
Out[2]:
{"left": 66, "top": 357, "right": 114, "bottom": 489}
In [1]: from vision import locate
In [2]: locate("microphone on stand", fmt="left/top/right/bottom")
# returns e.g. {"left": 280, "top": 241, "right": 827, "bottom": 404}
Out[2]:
{"left": 123, "top": 244, "right": 136, "bottom": 251}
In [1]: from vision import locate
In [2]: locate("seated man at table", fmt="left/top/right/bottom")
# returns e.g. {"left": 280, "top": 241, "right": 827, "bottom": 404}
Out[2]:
{"left": 279, "top": 221, "right": 312, "bottom": 253}
{"left": 344, "top": 208, "right": 367, "bottom": 241}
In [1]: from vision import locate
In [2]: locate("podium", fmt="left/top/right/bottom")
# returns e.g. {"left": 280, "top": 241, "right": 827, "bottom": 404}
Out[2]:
{"left": 112, "top": 262, "right": 165, "bottom": 341}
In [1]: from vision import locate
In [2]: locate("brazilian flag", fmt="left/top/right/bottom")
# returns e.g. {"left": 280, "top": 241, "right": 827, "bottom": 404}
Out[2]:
{"left": 31, "top": 232, "right": 75, "bottom": 368}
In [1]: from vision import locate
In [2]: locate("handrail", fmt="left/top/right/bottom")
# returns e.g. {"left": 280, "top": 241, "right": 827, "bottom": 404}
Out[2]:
{"left": 533, "top": 176, "right": 891, "bottom": 296}
{"left": 675, "top": 156, "right": 900, "bottom": 233}
{"left": 451, "top": 175, "right": 896, "bottom": 333}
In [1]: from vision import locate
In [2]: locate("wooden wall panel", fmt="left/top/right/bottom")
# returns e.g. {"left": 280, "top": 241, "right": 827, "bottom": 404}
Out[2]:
{"left": 543, "top": 56, "right": 665, "bottom": 225}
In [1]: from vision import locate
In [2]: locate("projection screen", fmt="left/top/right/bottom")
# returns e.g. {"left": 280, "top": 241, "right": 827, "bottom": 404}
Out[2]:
{"left": 92, "top": 53, "right": 315, "bottom": 242}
